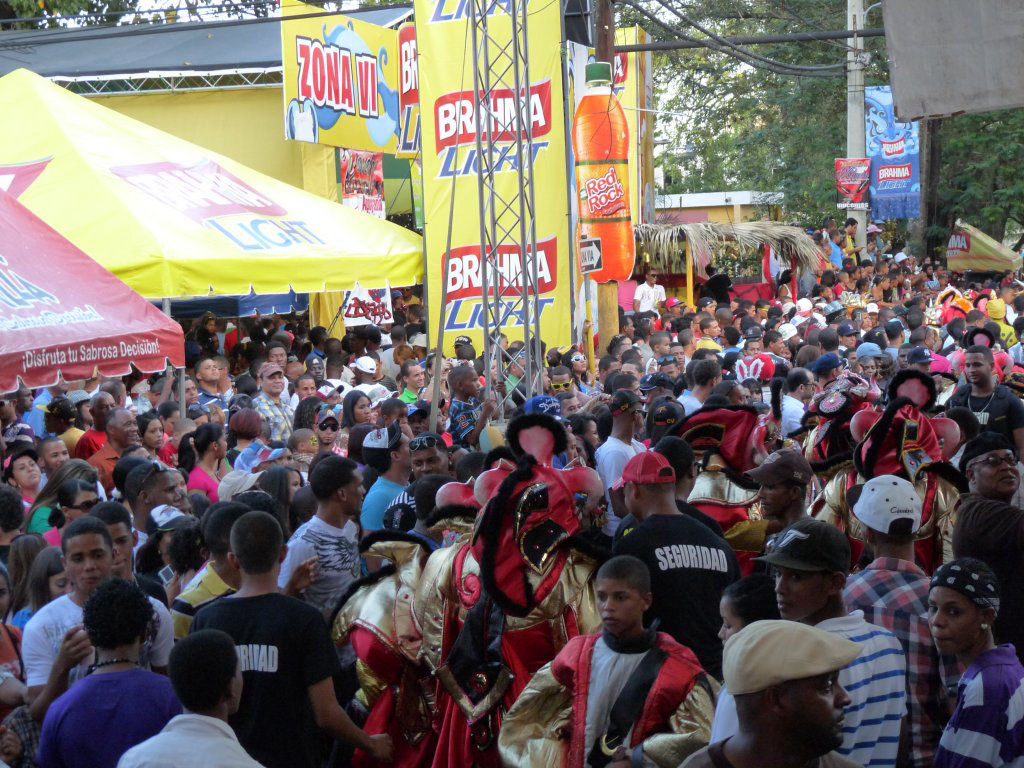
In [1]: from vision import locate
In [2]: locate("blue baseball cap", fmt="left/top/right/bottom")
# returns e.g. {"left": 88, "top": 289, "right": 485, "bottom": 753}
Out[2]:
{"left": 855, "top": 341, "right": 883, "bottom": 359}
{"left": 810, "top": 353, "right": 843, "bottom": 375}
{"left": 524, "top": 395, "right": 561, "bottom": 417}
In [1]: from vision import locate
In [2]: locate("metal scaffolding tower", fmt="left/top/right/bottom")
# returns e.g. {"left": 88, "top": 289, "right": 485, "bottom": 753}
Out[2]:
{"left": 467, "top": 0, "right": 543, "bottom": 410}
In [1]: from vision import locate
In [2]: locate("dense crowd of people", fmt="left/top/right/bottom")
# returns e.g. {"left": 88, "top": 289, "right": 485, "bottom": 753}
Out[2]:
{"left": 1, "top": 245, "right": 1024, "bottom": 768}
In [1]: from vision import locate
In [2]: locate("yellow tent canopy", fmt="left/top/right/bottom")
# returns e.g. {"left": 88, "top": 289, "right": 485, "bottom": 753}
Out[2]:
{"left": 946, "top": 220, "right": 1023, "bottom": 273}
{"left": 0, "top": 69, "right": 422, "bottom": 299}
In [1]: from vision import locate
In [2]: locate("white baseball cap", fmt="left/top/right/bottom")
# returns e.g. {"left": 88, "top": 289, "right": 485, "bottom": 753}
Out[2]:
{"left": 866, "top": 303, "right": 880, "bottom": 314}
{"left": 796, "top": 298, "right": 813, "bottom": 314}
{"left": 852, "top": 475, "right": 922, "bottom": 536}
{"left": 778, "top": 323, "right": 799, "bottom": 341}
{"left": 353, "top": 356, "right": 377, "bottom": 375}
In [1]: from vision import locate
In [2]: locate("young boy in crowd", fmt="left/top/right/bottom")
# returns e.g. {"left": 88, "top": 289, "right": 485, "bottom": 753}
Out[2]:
{"left": 446, "top": 365, "right": 494, "bottom": 449}
{"left": 500, "top": 555, "right": 714, "bottom": 767}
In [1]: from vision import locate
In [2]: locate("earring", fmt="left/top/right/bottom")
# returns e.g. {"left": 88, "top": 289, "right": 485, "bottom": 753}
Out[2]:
{"left": 981, "top": 623, "right": 990, "bottom": 630}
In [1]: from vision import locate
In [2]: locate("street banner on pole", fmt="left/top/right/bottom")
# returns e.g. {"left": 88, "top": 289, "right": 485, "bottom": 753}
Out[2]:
{"left": 395, "top": 22, "right": 420, "bottom": 158}
{"left": 281, "top": 0, "right": 401, "bottom": 154}
{"left": 835, "top": 157, "right": 871, "bottom": 210}
{"left": 414, "top": 0, "right": 572, "bottom": 354}
{"left": 865, "top": 85, "right": 921, "bottom": 220}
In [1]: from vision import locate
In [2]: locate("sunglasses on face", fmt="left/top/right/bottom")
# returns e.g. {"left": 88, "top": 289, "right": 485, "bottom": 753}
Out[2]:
{"left": 550, "top": 381, "right": 572, "bottom": 391}
{"left": 67, "top": 498, "right": 101, "bottom": 512}
{"left": 318, "top": 421, "right": 340, "bottom": 432}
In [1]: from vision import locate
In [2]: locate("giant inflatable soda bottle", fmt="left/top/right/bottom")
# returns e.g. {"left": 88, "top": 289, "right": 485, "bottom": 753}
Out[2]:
{"left": 572, "top": 61, "right": 635, "bottom": 282}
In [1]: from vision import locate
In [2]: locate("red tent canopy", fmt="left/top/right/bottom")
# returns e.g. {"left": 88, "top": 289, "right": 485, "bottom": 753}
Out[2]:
{"left": 0, "top": 190, "right": 184, "bottom": 392}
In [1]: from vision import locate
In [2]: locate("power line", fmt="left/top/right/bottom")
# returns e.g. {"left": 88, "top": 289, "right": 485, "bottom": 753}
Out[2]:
{"left": 618, "top": 0, "right": 844, "bottom": 78}
{"left": 646, "top": 0, "right": 845, "bottom": 72}
{"left": 614, "top": 27, "right": 885, "bottom": 53}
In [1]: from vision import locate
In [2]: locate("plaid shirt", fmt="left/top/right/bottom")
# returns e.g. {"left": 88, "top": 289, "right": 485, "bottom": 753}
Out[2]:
{"left": 844, "top": 557, "right": 960, "bottom": 768}
{"left": 253, "top": 392, "right": 294, "bottom": 443}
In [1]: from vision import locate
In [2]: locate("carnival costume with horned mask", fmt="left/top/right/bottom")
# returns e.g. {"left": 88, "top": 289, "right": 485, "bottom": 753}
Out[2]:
{"left": 670, "top": 402, "right": 780, "bottom": 575}
{"left": 812, "top": 369, "right": 966, "bottom": 573}
{"left": 330, "top": 483, "right": 478, "bottom": 767}
{"left": 413, "top": 412, "right": 606, "bottom": 767}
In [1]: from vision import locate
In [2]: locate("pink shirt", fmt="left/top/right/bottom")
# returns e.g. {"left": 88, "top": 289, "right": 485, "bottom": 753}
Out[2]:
{"left": 186, "top": 467, "right": 220, "bottom": 503}
{"left": 43, "top": 527, "right": 61, "bottom": 547}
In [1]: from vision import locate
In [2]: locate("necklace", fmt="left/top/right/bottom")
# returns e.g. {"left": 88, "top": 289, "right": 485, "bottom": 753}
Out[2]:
{"left": 88, "top": 658, "right": 139, "bottom": 674}
{"left": 968, "top": 390, "right": 996, "bottom": 425}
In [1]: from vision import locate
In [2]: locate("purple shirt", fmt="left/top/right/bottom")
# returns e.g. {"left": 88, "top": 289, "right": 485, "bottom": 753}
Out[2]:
{"left": 36, "top": 667, "right": 181, "bottom": 768}
{"left": 934, "top": 645, "right": 1024, "bottom": 768}
{"left": 845, "top": 557, "right": 960, "bottom": 768}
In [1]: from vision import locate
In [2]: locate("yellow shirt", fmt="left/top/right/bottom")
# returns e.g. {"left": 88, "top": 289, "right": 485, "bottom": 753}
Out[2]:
{"left": 58, "top": 427, "right": 85, "bottom": 453}
{"left": 170, "top": 563, "right": 234, "bottom": 639}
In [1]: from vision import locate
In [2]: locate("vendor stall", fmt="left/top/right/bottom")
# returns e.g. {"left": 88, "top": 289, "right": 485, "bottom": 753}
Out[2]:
{"left": 946, "top": 220, "right": 1023, "bottom": 274}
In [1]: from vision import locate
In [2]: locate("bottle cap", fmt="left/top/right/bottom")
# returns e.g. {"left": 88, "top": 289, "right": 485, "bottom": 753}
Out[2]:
{"left": 584, "top": 61, "right": 612, "bottom": 85}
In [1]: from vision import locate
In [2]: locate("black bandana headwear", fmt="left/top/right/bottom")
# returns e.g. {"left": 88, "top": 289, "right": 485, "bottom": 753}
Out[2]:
{"left": 931, "top": 558, "right": 1001, "bottom": 615}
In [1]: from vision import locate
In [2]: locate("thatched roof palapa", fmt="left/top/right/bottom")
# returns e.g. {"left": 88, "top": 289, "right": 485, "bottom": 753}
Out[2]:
{"left": 634, "top": 221, "right": 821, "bottom": 279}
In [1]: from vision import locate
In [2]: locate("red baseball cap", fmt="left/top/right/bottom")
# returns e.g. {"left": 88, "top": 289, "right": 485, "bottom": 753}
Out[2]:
{"left": 612, "top": 451, "right": 676, "bottom": 489}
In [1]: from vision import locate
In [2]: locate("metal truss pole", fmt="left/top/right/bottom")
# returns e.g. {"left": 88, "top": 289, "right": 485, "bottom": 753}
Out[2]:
{"left": 468, "top": 0, "right": 541, "bottom": 415}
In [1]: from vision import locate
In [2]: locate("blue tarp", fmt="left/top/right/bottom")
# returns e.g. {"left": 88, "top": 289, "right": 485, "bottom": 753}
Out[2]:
{"left": 155, "top": 291, "right": 309, "bottom": 318}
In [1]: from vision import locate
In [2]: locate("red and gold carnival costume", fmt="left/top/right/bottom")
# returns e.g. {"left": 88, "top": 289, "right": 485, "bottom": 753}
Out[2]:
{"left": 670, "top": 404, "right": 778, "bottom": 575}
{"left": 800, "top": 371, "right": 877, "bottom": 492}
{"left": 812, "top": 369, "right": 966, "bottom": 573}
{"left": 498, "top": 631, "right": 715, "bottom": 767}
{"left": 414, "top": 412, "right": 606, "bottom": 768}
{"left": 331, "top": 484, "right": 479, "bottom": 767}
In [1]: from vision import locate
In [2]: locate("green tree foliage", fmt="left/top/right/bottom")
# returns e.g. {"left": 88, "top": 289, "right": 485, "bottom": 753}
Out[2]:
{"left": 630, "top": 0, "right": 1023, "bottom": 249}
{"left": 931, "top": 111, "right": 1024, "bottom": 249}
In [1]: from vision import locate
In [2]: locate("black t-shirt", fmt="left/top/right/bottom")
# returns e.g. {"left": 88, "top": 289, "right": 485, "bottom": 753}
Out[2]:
{"left": 613, "top": 513, "right": 739, "bottom": 679}
{"left": 192, "top": 593, "right": 341, "bottom": 768}
{"left": 135, "top": 573, "right": 168, "bottom": 606}
{"left": 948, "top": 384, "right": 1024, "bottom": 443}
{"left": 614, "top": 500, "right": 725, "bottom": 542}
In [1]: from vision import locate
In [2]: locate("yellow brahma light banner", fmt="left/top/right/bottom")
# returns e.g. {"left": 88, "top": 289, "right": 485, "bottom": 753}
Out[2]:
{"left": 414, "top": 0, "right": 572, "bottom": 355}
{"left": 281, "top": 0, "right": 402, "bottom": 154}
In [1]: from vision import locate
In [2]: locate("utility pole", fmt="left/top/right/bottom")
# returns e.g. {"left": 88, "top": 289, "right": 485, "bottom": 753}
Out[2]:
{"left": 846, "top": 0, "right": 867, "bottom": 249}
{"left": 594, "top": 0, "right": 621, "bottom": 345}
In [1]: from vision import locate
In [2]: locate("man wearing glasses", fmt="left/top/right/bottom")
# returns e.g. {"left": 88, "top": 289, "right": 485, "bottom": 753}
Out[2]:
{"left": 953, "top": 433, "right": 1024, "bottom": 664}
{"left": 314, "top": 405, "right": 344, "bottom": 455}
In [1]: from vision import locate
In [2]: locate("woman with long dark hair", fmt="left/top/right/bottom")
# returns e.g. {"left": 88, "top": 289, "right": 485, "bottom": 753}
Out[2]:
{"left": 340, "top": 390, "right": 372, "bottom": 431}
{"left": 257, "top": 465, "right": 303, "bottom": 537}
{"left": 43, "top": 479, "right": 99, "bottom": 547}
{"left": 711, "top": 574, "right": 781, "bottom": 742}
{"left": 9, "top": 547, "right": 65, "bottom": 630}
{"left": 5, "top": 534, "right": 46, "bottom": 625}
{"left": 183, "top": 423, "right": 227, "bottom": 502}
{"left": 136, "top": 411, "right": 165, "bottom": 460}
{"left": 25, "top": 461, "right": 99, "bottom": 536}
{"left": 293, "top": 396, "right": 322, "bottom": 433}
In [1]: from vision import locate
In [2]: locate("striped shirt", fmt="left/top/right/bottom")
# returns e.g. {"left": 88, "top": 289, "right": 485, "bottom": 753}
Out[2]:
{"left": 170, "top": 563, "right": 235, "bottom": 640}
{"left": 845, "top": 557, "right": 961, "bottom": 768}
{"left": 935, "top": 645, "right": 1024, "bottom": 768}
{"left": 817, "top": 611, "right": 907, "bottom": 768}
